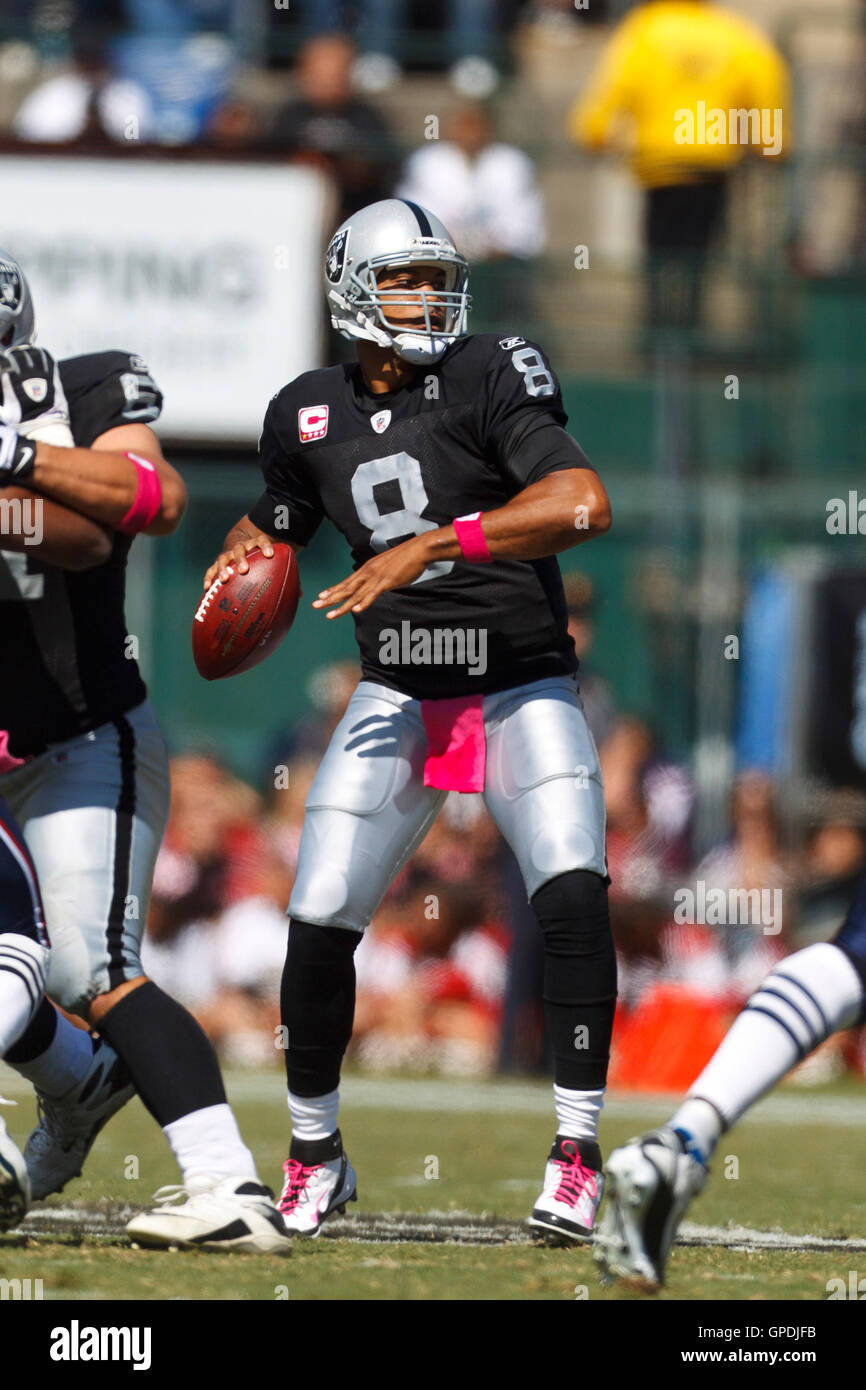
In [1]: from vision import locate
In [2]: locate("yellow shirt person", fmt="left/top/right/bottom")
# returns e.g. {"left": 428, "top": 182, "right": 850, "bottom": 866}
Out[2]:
{"left": 570, "top": 0, "right": 789, "bottom": 188}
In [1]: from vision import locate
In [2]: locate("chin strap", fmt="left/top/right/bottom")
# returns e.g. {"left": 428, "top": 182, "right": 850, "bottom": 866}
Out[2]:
{"left": 330, "top": 292, "right": 453, "bottom": 362}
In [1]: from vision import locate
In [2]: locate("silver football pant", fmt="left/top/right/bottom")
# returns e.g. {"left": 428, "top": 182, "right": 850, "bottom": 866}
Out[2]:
{"left": 0, "top": 700, "right": 170, "bottom": 1014}
{"left": 289, "top": 675, "right": 607, "bottom": 932}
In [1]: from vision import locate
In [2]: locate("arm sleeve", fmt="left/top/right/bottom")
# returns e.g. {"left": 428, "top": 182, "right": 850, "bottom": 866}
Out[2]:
{"left": 479, "top": 338, "right": 594, "bottom": 488}
{"left": 500, "top": 417, "right": 596, "bottom": 489}
{"left": 63, "top": 351, "right": 163, "bottom": 447}
{"left": 247, "top": 400, "right": 324, "bottom": 546}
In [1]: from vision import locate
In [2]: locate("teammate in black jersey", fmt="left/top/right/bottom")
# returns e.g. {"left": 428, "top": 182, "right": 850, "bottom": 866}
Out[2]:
{"left": 205, "top": 200, "right": 616, "bottom": 1242}
{"left": 0, "top": 251, "right": 291, "bottom": 1254}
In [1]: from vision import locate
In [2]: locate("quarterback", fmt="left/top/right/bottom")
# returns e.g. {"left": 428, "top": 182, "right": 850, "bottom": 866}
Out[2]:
{"left": 205, "top": 200, "right": 616, "bottom": 1242}
{"left": 0, "top": 253, "right": 290, "bottom": 1253}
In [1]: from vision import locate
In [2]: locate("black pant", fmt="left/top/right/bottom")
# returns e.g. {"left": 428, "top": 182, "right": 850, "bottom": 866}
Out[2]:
{"left": 645, "top": 175, "right": 729, "bottom": 335}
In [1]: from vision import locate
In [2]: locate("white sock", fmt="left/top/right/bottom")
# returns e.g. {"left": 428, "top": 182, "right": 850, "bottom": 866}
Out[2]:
{"left": 553, "top": 1084, "right": 604, "bottom": 1141}
{"left": 6, "top": 1008, "right": 95, "bottom": 1098}
{"left": 669, "top": 1097, "right": 724, "bottom": 1162}
{"left": 0, "top": 935, "right": 47, "bottom": 1056}
{"left": 288, "top": 1088, "right": 340, "bottom": 1141}
{"left": 676, "top": 943, "right": 863, "bottom": 1142}
{"left": 163, "top": 1103, "right": 257, "bottom": 1185}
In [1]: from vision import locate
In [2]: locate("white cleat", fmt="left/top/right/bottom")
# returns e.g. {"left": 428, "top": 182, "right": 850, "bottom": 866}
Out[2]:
{"left": 126, "top": 1176, "right": 292, "bottom": 1255}
{"left": 278, "top": 1133, "right": 357, "bottom": 1238}
{"left": 529, "top": 1135, "right": 604, "bottom": 1244}
{"left": 24, "top": 1034, "right": 135, "bottom": 1199}
{"left": 594, "top": 1128, "right": 708, "bottom": 1288}
{"left": 0, "top": 1111, "right": 30, "bottom": 1231}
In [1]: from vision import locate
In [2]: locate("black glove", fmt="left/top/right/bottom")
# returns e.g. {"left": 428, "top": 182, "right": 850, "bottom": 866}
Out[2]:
{"left": 0, "top": 345, "right": 69, "bottom": 430}
{"left": 0, "top": 423, "right": 36, "bottom": 484}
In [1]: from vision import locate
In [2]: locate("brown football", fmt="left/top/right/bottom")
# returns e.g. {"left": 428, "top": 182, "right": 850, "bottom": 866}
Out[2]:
{"left": 192, "top": 544, "right": 300, "bottom": 680}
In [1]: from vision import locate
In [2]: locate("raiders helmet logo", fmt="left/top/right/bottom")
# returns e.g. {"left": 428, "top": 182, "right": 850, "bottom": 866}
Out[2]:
{"left": 325, "top": 229, "right": 349, "bottom": 284}
{"left": 370, "top": 409, "right": 391, "bottom": 434}
{"left": 0, "top": 263, "right": 21, "bottom": 309}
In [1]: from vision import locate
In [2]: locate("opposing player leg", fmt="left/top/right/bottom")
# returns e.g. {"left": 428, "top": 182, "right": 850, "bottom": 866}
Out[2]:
{"left": 3, "top": 703, "right": 288, "bottom": 1253}
{"left": 482, "top": 675, "right": 615, "bottom": 1242}
{"left": 0, "top": 794, "right": 52, "bottom": 1229}
{"left": 280, "top": 682, "right": 446, "bottom": 1234}
{"left": 595, "top": 876, "right": 866, "bottom": 1287}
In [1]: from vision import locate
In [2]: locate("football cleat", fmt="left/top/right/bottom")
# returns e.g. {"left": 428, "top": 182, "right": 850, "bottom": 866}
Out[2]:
{"left": 126, "top": 1175, "right": 292, "bottom": 1255}
{"left": 529, "top": 1135, "right": 604, "bottom": 1244}
{"left": 0, "top": 1109, "right": 30, "bottom": 1231}
{"left": 24, "top": 1034, "right": 135, "bottom": 1199}
{"left": 278, "top": 1130, "right": 357, "bottom": 1237}
{"left": 594, "top": 1127, "right": 708, "bottom": 1288}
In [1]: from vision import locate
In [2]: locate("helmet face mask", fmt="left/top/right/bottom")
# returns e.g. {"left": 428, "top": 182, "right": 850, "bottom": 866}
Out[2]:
{"left": 325, "top": 201, "right": 471, "bottom": 364}
{"left": 0, "top": 251, "right": 36, "bottom": 349}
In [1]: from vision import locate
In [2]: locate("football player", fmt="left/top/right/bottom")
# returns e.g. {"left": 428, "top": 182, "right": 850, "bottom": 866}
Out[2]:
{"left": 595, "top": 880, "right": 866, "bottom": 1287}
{"left": 204, "top": 199, "right": 616, "bottom": 1242}
{"left": 0, "top": 790, "right": 52, "bottom": 1231}
{"left": 0, "top": 252, "right": 290, "bottom": 1254}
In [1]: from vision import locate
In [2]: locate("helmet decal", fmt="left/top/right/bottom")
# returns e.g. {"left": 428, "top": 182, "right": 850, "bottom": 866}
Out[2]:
{"left": 325, "top": 228, "right": 349, "bottom": 284}
{"left": 0, "top": 250, "right": 36, "bottom": 347}
{"left": 0, "top": 262, "right": 23, "bottom": 311}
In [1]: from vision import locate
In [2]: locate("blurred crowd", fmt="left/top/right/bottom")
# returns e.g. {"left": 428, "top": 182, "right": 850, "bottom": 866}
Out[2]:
{"left": 139, "top": 571, "right": 866, "bottom": 1086}
{"left": 0, "top": 0, "right": 824, "bottom": 348}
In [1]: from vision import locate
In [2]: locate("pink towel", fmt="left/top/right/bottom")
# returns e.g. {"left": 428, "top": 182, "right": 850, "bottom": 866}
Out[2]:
{"left": 421, "top": 695, "right": 486, "bottom": 793}
{"left": 0, "top": 730, "right": 26, "bottom": 774}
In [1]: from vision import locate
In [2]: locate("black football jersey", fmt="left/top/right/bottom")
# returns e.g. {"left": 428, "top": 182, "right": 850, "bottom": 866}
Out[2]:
{"left": 0, "top": 351, "right": 162, "bottom": 758}
{"left": 248, "top": 333, "right": 595, "bottom": 699}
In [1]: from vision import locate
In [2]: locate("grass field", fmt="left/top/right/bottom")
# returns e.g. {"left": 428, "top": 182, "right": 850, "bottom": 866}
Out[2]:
{"left": 2, "top": 1064, "right": 865, "bottom": 1302}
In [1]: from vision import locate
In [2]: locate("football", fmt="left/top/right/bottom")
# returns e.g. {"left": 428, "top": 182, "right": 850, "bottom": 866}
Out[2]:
{"left": 192, "top": 543, "right": 300, "bottom": 680}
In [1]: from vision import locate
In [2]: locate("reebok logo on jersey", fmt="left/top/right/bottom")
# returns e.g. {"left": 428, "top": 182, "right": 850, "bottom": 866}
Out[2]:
{"left": 499, "top": 336, "right": 525, "bottom": 350}
{"left": 298, "top": 405, "right": 329, "bottom": 443}
{"left": 370, "top": 409, "right": 391, "bottom": 434}
{"left": 22, "top": 378, "right": 47, "bottom": 403}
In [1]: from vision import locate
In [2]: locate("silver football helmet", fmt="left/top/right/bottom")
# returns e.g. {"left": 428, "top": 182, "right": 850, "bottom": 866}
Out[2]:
{"left": 0, "top": 251, "right": 35, "bottom": 349}
{"left": 324, "top": 199, "right": 470, "bottom": 364}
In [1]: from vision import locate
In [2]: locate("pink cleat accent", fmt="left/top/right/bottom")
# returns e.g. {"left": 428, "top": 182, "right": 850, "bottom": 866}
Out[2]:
{"left": 529, "top": 1135, "right": 604, "bottom": 1244}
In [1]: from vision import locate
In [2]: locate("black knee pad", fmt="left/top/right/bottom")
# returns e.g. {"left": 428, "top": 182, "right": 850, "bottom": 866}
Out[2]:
{"left": 281, "top": 918, "right": 360, "bottom": 1098}
{"left": 531, "top": 869, "right": 617, "bottom": 1090}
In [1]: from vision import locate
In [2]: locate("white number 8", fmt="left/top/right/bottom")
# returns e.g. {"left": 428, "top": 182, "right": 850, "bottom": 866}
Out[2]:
{"left": 511, "top": 347, "right": 554, "bottom": 398}
{"left": 351, "top": 452, "right": 454, "bottom": 583}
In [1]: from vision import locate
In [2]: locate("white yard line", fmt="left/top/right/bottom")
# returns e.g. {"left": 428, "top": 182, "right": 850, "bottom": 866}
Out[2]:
{"left": 17, "top": 1204, "right": 866, "bottom": 1253}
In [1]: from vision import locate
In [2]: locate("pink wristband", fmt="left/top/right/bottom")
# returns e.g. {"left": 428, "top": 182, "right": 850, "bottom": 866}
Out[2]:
{"left": 453, "top": 511, "right": 492, "bottom": 564}
{"left": 118, "top": 452, "right": 163, "bottom": 535}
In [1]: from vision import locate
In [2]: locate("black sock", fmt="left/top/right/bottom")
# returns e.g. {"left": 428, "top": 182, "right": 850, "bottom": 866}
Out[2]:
{"left": 5, "top": 996, "right": 58, "bottom": 1063}
{"left": 289, "top": 1130, "right": 343, "bottom": 1164}
{"left": 549, "top": 1134, "right": 602, "bottom": 1170}
{"left": 531, "top": 869, "right": 617, "bottom": 1091}
{"left": 97, "top": 981, "right": 226, "bottom": 1127}
{"left": 281, "top": 919, "right": 360, "bottom": 1097}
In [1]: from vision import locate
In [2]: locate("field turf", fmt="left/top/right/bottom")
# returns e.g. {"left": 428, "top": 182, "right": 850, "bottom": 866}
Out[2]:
{"left": 2, "top": 1064, "right": 865, "bottom": 1303}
